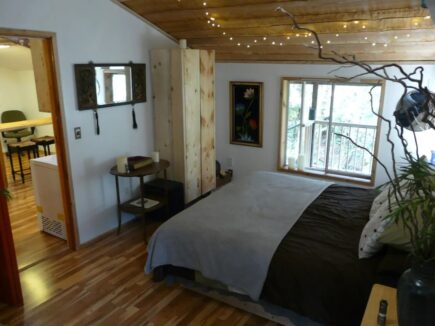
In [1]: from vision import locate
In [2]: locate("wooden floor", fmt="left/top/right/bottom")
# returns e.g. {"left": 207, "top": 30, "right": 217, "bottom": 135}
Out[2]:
{"left": 3, "top": 152, "right": 68, "bottom": 270}
{"left": 1, "top": 153, "right": 273, "bottom": 325}
{"left": 0, "top": 219, "right": 273, "bottom": 325}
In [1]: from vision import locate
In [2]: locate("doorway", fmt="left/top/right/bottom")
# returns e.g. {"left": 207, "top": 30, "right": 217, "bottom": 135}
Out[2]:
{"left": 0, "top": 29, "right": 76, "bottom": 306}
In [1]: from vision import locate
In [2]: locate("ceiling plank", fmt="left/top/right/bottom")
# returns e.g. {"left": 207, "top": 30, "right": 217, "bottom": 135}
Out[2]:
{"left": 115, "top": 0, "right": 435, "bottom": 62}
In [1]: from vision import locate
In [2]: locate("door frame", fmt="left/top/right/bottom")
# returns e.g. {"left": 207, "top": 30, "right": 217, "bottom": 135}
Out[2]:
{"left": 0, "top": 28, "right": 78, "bottom": 305}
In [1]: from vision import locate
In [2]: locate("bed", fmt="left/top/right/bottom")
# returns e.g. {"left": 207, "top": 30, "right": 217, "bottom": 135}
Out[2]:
{"left": 145, "top": 172, "right": 409, "bottom": 326}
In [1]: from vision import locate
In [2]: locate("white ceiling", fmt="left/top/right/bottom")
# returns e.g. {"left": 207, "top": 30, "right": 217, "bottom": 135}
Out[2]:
{"left": 0, "top": 45, "right": 33, "bottom": 71}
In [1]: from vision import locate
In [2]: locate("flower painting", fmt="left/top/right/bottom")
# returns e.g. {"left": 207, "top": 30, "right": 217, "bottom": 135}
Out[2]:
{"left": 230, "top": 82, "right": 263, "bottom": 147}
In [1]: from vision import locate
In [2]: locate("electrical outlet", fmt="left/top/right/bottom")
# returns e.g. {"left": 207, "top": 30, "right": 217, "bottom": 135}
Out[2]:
{"left": 74, "top": 127, "right": 82, "bottom": 139}
{"left": 227, "top": 157, "right": 233, "bottom": 169}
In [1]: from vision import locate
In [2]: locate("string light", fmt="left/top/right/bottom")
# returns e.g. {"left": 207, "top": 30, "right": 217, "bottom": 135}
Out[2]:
{"left": 335, "top": 33, "right": 340, "bottom": 37}
{"left": 237, "top": 43, "right": 241, "bottom": 46}
{"left": 210, "top": 17, "right": 215, "bottom": 21}
{"left": 246, "top": 45, "right": 250, "bottom": 48}
{"left": 263, "top": 37, "right": 267, "bottom": 40}
{"left": 364, "top": 36, "right": 368, "bottom": 40}
{"left": 394, "top": 35, "right": 398, "bottom": 39}
{"left": 222, "top": 32, "right": 226, "bottom": 35}
{"left": 286, "top": 36, "right": 290, "bottom": 40}
{"left": 272, "top": 41, "right": 276, "bottom": 45}
{"left": 343, "top": 24, "right": 347, "bottom": 28}
{"left": 424, "top": 15, "right": 431, "bottom": 20}
{"left": 203, "top": 2, "right": 207, "bottom": 6}
{"left": 254, "top": 39, "right": 257, "bottom": 43}
{"left": 205, "top": 12, "right": 209, "bottom": 16}
{"left": 311, "top": 40, "right": 315, "bottom": 44}
{"left": 326, "top": 40, "right": 331, "bottom": 44}
{"left": 279, "top": 42, "right": 283, "bottom": 46}
{"left": 406, "top": 33, "right": 411, "bottom": 37}
{"left": 230, "top": 37, "right": 233, "bottom": 40}
{"left": 296, "top": 33, "right": 300, "bottom": 37}
{"left": 362, "top": 25, "right": 366, "bottom": 29}
{"left": 384, "top": 43, "right": 388, "bottom": 47}
{"left": 354, "top": 20, "right": 360, "bottom": 24}
{"left": 217, "top": 24, "right": 220, "bottom": 28}
{"left": 372, "top": 42, "right": 376, "bottom": 46}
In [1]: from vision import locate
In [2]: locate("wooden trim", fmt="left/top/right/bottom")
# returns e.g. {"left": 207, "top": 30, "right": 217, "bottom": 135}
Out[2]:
{"left": 370, "top": 80, "right": 387, "bottom": 185}
{"left": 277, "top": 166, "right": 374, "bottom": 187}
{"left": 277, "top": 76, "right": 384, "bottom": 186}
{"left": 47, "top": 35, "right": 79, "bottom": 250}
{"left": 278, "top": 78, "right": 289, "bottom": 167}
{"left": 216, "top": 59, "right": 435, "bottom": 64}
{"left": 0, "top": 157, "right": 22, "bottom": 305}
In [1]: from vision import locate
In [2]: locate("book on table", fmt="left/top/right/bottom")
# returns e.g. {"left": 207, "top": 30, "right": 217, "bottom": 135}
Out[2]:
{"left": 127, "top": 156, "right": 153, "bottom": 170}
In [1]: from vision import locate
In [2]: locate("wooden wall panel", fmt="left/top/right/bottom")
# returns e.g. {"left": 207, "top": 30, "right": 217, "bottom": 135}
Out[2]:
{"left": 29, "top": 39, "right": 56, "bottom": 113}
{"left": 152, "top": 48, "right": 215, "bottom": 203}
{"left": 170, "top": 49, "right": 186, "bottom": 188}
{"left": 199, "top": 50, "right": 216, "bottom": 194}
{"left": 181, "top": 49, "right": 201, "bottom": 203}
{"left": 151, "top": 49, "right": 174, "bottom": 179}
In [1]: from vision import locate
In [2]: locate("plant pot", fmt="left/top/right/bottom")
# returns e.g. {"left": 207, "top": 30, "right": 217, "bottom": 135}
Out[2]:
{"left": 397, "top": 261, "right": 435, "bottom": 326}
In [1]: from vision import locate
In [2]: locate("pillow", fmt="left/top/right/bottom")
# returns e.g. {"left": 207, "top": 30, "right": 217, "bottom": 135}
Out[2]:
{"left": 378, "top": 220, "right": 412, "bottom": 251}
{"left": 379, "top": 205, "right": 426, "bottom": 252}
{"left": 369, "top": 185, "right": 390, "bottom": 219}
{"left": 359, "top": 201, "right": 394, "bottom": 258}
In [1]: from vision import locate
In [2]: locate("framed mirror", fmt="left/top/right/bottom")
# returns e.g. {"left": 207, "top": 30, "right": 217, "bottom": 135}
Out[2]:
{"left": 74, "top": 63, "right": 146, "bottom": 110}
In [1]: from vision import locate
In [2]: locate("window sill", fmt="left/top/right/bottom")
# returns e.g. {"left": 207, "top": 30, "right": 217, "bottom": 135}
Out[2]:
{"left": 278, "top": 166, "right": 375, "bottom": 188}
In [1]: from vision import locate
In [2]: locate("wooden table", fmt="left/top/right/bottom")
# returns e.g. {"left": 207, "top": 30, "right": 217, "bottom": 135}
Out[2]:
{"left": 0, "top": 117, "right": 52, "bottom": 132}
{"left": 110, "top": 160, "right": 170, "bottom": 238}
{"left": 361, "top": 284, "right": 398, "bottom": 326}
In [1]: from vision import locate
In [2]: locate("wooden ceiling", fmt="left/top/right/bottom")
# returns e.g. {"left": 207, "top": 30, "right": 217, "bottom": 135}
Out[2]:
{"left": 116, "top": 0, "right": 435, "bottom": 63}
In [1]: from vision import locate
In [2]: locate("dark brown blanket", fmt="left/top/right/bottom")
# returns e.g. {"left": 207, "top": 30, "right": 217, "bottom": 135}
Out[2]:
{"left": 261, "top": 184, "right": 406, "bottom": 326}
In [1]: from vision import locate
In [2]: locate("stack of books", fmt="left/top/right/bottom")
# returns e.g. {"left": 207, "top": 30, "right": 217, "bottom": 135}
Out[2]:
{"left": 127, "top": 156, "right": 153, "bottom": 171}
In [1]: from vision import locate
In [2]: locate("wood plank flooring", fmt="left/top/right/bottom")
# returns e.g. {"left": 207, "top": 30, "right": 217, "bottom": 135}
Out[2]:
{"left": 3, "top": 152, "right": 68, "bottom": 270}
{"left": 0, "top": 219, "right": 274, "bottom": 325}
{"left": 1, "top": 153, "right": 273, "bottom": 325}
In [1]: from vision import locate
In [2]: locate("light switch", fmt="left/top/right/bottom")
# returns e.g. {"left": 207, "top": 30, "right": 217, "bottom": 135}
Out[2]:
{"left": 74, "top": 127, "right": 81, "bottom": 139}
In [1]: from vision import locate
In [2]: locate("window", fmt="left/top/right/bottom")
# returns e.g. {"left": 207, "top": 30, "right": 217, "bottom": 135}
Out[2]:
{"left": 279, "top": 78, "right": 384, "bottom": 184}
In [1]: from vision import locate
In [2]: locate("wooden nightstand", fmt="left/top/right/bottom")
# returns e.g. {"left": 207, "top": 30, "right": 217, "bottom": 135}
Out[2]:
{"left": 361, "top": 284, "right": 398, "bottom": 326}
{"left": 216, "top": 169, "right": 233, "bottom": 188}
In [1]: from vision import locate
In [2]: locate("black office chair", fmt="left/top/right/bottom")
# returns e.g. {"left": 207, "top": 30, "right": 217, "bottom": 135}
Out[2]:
{"left": 1, "top": 110, "right": 35, "bottom": 142}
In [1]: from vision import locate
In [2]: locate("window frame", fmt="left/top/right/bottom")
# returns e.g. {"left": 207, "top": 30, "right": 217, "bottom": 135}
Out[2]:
{"left": 278, "top": 77, "right": 386, "bottom": 186}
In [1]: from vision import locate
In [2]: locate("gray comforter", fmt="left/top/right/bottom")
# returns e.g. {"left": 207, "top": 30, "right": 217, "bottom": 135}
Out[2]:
{"left": 145, "top": 171, "right": 332, "bottom": 300}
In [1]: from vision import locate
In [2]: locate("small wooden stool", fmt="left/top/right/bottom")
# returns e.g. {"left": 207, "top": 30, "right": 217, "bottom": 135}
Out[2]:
{"left": 7, "top": 141, "right": 38, "bottom": 183}
{"left": 31, "top": 136, "right": 55, "bottom": 156}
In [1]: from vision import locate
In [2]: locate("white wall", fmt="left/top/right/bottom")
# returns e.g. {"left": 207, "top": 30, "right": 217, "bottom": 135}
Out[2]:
{"left": 216, "top": 63, "right": 435, "bottom": 186}
{"left": 0, "top": 0, "right": 176, "bottom": 243}
{"left": 0, "top": 66, "right": 53, "bottom": 141}
{"left": 0, "top": 66, "right": 22, "bottom": 110}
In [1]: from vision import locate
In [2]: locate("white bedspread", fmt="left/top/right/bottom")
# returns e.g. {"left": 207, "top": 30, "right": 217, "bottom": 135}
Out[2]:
{"left": 145, "top": 171, "right": 332, "bottom": 300}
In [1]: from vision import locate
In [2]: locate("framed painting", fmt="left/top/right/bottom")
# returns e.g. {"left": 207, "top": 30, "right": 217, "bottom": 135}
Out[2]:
{"left": 230, "top": 81, "right": 263, "bottom": 147}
